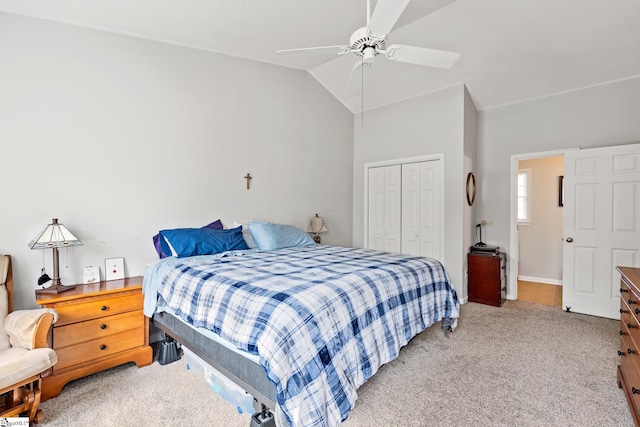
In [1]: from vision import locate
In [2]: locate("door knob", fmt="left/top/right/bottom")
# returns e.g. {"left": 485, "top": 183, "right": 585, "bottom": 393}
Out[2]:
{"left": 566, "top": 237, "right": 573, "bottom": 242}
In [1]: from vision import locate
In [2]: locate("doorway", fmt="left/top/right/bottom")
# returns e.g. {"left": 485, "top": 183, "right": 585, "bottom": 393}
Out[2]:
{"left": 516, "top": 156, "right": 564, "bottom": 307}
{"left": 508, "top": 149, "right": 572, "bottom": 301}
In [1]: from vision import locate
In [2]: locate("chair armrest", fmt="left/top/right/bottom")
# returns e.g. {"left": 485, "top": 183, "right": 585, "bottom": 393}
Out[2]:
{"left": 32, "top": 312, "right": 55, "bottom": 349}
{"left": 5, "top": 308, "right": 58, "bottom": 350}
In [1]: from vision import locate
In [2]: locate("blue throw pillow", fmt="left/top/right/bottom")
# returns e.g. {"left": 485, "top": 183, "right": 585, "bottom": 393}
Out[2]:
{"left": 159, "top": 226, "right": 249, "bottom": 258}
{"left": 249, "top": 220, "right": 315, "bottom": 251}
{"left": 153, "top": 219, "right": 223, "bottom": 258}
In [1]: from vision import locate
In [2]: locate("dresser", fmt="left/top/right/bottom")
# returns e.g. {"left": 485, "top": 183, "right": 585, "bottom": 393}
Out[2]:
{"left": 618, "top": 267, "right": 640, "bottom": 426}
{"left": 467, "top": 251, "right": 506, "bottom": 307}
{"left": 36, "top": 276, "right": 153, "bottom": 400}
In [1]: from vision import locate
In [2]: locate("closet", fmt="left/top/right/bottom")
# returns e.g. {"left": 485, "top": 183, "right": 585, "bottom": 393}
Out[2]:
{"left": 366, "top": 159, "right": 442, "bottom": 259}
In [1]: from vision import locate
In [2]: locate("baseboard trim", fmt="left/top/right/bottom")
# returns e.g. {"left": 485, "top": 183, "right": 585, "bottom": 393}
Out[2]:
{"left": 518, "top": 275, "right": 563, "bottom": 286}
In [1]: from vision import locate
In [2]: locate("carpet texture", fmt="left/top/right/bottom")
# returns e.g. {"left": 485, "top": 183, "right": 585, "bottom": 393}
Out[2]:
{"left": 39, "top": 300, "right": 634, "bottom": 426}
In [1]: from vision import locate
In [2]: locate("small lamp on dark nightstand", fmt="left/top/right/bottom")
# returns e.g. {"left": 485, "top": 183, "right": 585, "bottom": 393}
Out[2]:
{"left": 307, "top": 214, "right": 328, "bottom": 244}
{"left": 29, "top": 218, "right": 83, "bottom": 295}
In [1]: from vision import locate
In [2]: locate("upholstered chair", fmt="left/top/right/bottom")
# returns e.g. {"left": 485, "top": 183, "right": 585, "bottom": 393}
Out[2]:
{"left": 0, "top": 254, "right": 58, "bottom": 424}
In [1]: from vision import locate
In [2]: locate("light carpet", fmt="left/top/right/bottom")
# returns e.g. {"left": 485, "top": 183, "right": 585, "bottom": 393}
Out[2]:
{"left": 39, "top": 300, "right": 634, "bottom": 426}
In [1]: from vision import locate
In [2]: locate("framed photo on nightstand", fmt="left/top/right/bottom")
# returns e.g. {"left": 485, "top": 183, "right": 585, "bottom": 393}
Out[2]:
{"left": 83, "top": 266, "right": 100, "bottom": 284}
{"left": 105, "top": 257, "right": 125, "bottom": 281}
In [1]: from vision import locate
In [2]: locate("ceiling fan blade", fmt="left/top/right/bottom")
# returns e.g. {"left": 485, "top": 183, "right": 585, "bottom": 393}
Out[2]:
{"left": 345, "top": 61, "right": 369, "bottom": 98}
{"left": 368, "top": 0, "right": 411, "bottom": 36}
{"left": 386, "top": 44, "right": 460, "bottom": 69}
{"left": 276, "top": 45, "right": 350, "bottom": 58}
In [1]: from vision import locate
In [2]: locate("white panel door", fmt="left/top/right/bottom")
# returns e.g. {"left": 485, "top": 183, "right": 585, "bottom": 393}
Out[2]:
{"left": 368, "top": 167, "right": 385, "bottom": 251}
{"left": 401, "top": 163, "right": 421, "bottom": 255}
{"left": 563, "top": 144, "right": 640, "bottom": 319}
{"left": 384, "top": 165, "right": 402, "bottom": 253}
{"left": 419, "top": 160, "right": 441, "bottom": 259}
{"left": 401, "top": 160, "right": 441, "bottom": 259}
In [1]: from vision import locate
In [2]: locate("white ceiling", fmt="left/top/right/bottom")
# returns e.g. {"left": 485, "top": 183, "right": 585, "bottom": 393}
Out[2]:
{"left": 1, "top": 0, "right": 639, "bottom": 113}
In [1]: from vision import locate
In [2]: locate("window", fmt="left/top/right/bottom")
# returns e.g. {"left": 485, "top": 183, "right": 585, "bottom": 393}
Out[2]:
{"left": 517, "top": 169, "right": 531, "bottom": 223}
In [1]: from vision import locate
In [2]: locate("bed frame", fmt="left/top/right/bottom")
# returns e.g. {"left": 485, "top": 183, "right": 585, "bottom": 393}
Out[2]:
{"left": 153, "top": 311, "right": 277, "bottom": 411}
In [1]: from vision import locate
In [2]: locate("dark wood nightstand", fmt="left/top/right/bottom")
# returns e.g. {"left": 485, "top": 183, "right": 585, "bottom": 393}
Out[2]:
{"left": 468, "top": 251, "right": 507, "bottom": 307}
{"left": 36, "top": 276, "right": 153, "bottom": 400}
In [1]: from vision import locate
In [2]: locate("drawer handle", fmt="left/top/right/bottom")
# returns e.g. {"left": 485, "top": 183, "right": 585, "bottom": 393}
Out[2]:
{"left": 621, "top": 309, "right": 629, "bottom": 314}
{"left": 629, "top": 299, "right": 637, "bottom": 305}
{"left": 633, "top": 387, "right": 640, "bottom": 395}
{"left": 622, "top": 287, "right": 629, "bottom": 293}
{"left": 101, "top": 305, "right": 108, "bottom": 311}
{"left": 502, "top": 287, "right": 507, "bottom": 291}
{"left": 619, "top": 350, "right": 626, "bottom": 356}
{"left": 636, "top": 309, "right": 640, "bottom": 315}
{"left": 100, "top": 344, "right": 107, "bottom": 351}
{"left": 629, "top": 348, "right": 635, "bottom": 355}
{"left": 629, "top": 323, "right": 636, "bottom": 329}
{"left": 100, "top": 324, "right": 107, "bottom": 330}
{"left": 621, "top": 330, "right": 627, "bottom": 336}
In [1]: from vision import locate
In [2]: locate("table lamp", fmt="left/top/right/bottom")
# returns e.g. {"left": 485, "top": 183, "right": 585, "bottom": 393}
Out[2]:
{"left": 307, "top": 214, "right": 328, "bottom": 244}
{"left": 29, "top": 218, "right": 83, "bottom": 295}
{"left": 475, "top": 220, "right": 488, "bottom": 247}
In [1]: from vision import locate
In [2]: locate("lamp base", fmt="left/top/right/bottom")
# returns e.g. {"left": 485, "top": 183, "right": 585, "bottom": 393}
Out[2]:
{"left": 35, "top": 284, "right": 77, "bottom": 297}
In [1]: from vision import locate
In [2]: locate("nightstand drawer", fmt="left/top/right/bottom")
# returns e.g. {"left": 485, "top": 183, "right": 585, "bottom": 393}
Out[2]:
{"left": 54, "top": 310, "right": 144, "bottom": 349}
{"left": 55, "top": 328, "right": 144, "bottom": 371}
{"left": 55, "top": 293, "right": 143, "bottom": 326}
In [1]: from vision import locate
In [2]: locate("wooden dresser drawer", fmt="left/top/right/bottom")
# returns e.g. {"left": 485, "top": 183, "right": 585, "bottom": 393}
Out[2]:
{"left": 621, "top": 331, "right": 640, "bottom": 418}
{"left": 54, "top": 310, "right": 144, "bottom": 349}
{"left": 55, "top": 328, "right": 144, "bottom": 372}
{"left": 55, "top": 293, "right": 144, "bottom": 326}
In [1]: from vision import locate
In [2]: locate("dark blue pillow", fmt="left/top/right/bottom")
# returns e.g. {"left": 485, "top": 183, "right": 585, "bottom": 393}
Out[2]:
{"left": 153, "top": 219, "right": 223, "bottom": 258}
{"left": 159, "top": 226, "right": 249, "bottom": 258}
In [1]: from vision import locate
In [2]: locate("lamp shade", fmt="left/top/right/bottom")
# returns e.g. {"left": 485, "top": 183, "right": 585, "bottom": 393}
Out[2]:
{"left": 28, "top": 218, "right": 83, "bottom": 249}
{"left": 307, "top": 214, "right": 328, "bottom": 234}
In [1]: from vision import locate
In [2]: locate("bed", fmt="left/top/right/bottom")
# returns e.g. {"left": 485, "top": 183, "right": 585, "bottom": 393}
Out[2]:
{"left": 143, "top": 226, "right": 460, "bottom": 427}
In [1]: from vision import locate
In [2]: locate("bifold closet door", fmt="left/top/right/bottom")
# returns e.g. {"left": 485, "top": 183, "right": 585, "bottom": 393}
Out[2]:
{"left": 368, "top": 165, "right": 401, "bottom": 253}
{"left": 402, "top": 161, "right": 441, "bottom": 259}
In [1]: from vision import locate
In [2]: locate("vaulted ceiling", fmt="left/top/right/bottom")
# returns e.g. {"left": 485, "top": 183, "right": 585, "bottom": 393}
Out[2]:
{"left": 1, "top": 0, "right": 639, "bottom": 113}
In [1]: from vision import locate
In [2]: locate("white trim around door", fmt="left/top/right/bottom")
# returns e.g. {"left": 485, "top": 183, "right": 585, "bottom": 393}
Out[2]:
{"left": 509, "top": 148, "right": 578, "bottom": 301}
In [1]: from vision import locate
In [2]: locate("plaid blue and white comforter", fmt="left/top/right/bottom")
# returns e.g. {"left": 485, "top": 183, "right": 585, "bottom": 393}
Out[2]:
{"left": 143, "top": 245, "right": 459, "bottom": 427}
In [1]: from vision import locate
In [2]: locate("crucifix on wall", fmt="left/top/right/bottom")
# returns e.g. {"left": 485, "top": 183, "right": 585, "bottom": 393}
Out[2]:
{"left": 244, "top": 172, "right": 252, "bottom": 190}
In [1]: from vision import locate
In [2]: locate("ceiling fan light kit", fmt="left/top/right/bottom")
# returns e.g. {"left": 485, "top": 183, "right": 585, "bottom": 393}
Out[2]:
{"left": 276, "top": 0, "right": 460, "bottom": 98}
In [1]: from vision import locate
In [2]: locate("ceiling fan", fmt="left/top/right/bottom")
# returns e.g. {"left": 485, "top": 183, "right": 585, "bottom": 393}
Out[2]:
{"left": 276, "top": 0, "right": 460, "bottom": 98}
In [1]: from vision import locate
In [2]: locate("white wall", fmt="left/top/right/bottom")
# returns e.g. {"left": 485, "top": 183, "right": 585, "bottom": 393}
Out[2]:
{"left": 463, "top": 86, "right": 478, "bottom": 270}
{"left": 477, "top": 77, "right": 640, "bottom": 277}
{"left": 352, "top": 84, "right": 473, "bottom": 299}
{"left": 0, "top": 12, "right": 354, "bottom": 310}
{"left": 517, "top": 156, "right": 564, "bottom": 282}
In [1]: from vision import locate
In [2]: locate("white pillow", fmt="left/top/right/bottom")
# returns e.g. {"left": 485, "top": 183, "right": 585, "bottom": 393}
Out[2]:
{"left": 233, "top": 222, "right": 257, "bottom": 249}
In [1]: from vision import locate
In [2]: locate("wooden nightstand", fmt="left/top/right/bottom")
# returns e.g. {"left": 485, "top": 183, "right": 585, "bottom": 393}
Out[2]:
{"left": 468, "top": 251, "right": 507, "bottom": 307}
{"left": 36, "top": 276, "right": 153, "bottom": 401}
